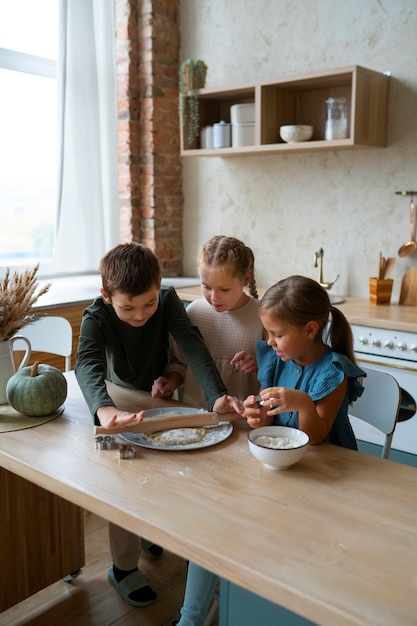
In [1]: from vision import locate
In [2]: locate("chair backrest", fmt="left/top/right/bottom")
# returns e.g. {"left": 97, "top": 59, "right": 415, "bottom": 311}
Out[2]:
{"left": 348, "top": 366, "right": 401, "bottom": 459}
{"left": 13, "top": 316, "right": 73, "bottom": 371}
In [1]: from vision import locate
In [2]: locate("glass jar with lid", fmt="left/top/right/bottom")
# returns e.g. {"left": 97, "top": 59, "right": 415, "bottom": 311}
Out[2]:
{"left": 325, "top": 97, "right": 348, "bottom": 140}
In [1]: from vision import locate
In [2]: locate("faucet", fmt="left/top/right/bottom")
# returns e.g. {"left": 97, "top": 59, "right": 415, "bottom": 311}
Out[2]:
{"left": 313, "top": 248, "right": 339, "bottom": 290}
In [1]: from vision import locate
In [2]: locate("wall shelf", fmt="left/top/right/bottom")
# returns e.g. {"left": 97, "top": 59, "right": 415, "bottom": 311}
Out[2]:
{"left": 180, "top": 65, "right": 390, "bottom": 156}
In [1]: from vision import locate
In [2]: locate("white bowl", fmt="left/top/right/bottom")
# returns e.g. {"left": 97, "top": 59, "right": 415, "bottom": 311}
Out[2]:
{"left": 248, "top": 426, "right": 309, "bottom": 470}
{"left": 279, "top": 125, "right": 313, "bottom": 143}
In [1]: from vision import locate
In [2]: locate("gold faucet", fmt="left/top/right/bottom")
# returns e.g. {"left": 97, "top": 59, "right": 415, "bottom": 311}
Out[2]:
{"left": 313, "top": 248, "right": 339, "bottom": 290}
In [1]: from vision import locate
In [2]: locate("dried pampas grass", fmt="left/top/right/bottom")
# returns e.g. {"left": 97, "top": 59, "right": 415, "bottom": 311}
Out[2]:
{"left": 0, "top": 265, "right": 51, "bottom": 342}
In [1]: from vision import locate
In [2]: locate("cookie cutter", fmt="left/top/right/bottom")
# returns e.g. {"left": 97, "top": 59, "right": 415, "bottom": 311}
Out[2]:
{"left": 94, "top": 435, "right": 116, "bottom": 450}
{"left": 254, "top": 395, "right": 279, "bottom": 410}
{"left": 118, "top": 444, "right": 136, "bottom": 460}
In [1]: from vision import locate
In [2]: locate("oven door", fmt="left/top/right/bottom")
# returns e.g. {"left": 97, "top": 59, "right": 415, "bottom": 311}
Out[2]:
{"left": 352, "top": 355, "right": 417, "bottom": 455}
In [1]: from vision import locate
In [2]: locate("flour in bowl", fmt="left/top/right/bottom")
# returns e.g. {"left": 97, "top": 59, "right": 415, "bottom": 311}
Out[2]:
{"left": 254, "top": 435, "right": 300, "bottom": 449}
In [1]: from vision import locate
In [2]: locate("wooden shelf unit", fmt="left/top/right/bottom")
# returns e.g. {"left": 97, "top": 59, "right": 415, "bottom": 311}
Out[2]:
{"left": 180, "top": 65, "right": 390, "bottom": 156}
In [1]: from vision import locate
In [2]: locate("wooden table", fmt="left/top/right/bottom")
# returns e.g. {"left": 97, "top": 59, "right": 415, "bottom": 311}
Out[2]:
{"left": 0, "top": 373, "right": 416, "bottom": 625}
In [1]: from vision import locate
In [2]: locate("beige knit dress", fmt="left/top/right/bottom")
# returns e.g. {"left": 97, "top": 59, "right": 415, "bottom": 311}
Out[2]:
{"left": 182, "top": 296, "right": 266, "bottom": 407}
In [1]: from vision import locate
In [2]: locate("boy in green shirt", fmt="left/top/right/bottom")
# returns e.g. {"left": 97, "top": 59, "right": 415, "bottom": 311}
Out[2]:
{"left": 76, "top": 243, "right": 238, "bottom": 608}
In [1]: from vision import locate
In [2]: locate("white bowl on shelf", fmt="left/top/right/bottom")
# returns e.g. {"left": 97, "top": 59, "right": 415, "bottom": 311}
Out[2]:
{"left": 248, "top": 425, "right": 309, "bottom": 470}
{"left": 279, "top": 125, "right": 313, "bottom": 143}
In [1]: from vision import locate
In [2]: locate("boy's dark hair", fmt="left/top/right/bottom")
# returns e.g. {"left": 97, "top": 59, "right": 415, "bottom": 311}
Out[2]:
{"left": 99, "top": 243, "right": 161, "bottom": 297}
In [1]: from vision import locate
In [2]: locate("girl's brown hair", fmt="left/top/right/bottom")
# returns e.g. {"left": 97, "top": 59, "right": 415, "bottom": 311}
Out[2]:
{"left": 198, "top": 235, "right": 258, "bottom": 299}
{"left": 99, "top": 243, "right": 161, "bottom": 297}
{"left": 260, "top": 275, "right": 356, "bottom": 363}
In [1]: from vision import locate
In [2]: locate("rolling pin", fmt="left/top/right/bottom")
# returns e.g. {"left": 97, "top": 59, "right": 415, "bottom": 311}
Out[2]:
{"left": 94, "top": 411, "right": 241, "bottom": 436}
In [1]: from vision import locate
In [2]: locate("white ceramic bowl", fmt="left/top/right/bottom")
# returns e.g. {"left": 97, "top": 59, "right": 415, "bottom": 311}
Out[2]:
{"left": 248, "top": 425, "right": 309, "bottom": 470}
{"left": 279, "top": 125, "right": 313, "bottom": 143}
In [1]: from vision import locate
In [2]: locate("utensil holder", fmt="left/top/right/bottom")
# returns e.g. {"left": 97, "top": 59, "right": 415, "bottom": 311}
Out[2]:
{"left": 369, "top": 278, "right": 393, "bottom": 305}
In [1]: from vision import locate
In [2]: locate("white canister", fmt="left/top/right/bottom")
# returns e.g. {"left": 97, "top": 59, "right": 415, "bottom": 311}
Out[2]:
{"left": 232, "top": 123, "right": 255, "bottom": 147}
{"left": 205, "top": 126, "right": 214, "bottom": 149}
{"left": 230, "top": 103, "right": 255, "bottom": 125}
{"left": 213, "top": 121, "right": 231, "bottom": 148}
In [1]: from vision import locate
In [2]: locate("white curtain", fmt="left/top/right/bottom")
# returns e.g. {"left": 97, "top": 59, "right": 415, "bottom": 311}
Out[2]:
{"left": 54, "top": 0, "right": 119, "bottom": 273}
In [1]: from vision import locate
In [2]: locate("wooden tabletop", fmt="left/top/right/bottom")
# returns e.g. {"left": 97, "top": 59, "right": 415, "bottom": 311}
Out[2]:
{"left": 177, "top": 286, "right": 417, "bottom": 332}
{"left": 0, "top": 372, "right": 416, "bottom": 625}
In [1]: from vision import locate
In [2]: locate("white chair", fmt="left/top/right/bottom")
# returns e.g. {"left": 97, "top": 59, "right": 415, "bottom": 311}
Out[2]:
{"left": 13, "top": 316, "right": 73, "bottom": 371}
{"left": 349, "top": 366, "right": 401, "bottom": 459}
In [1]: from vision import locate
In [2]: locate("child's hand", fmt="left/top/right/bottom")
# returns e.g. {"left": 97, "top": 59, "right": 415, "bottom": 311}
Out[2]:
{"left": 151, "top": 376, "right": 176, "bottom": 398}
{"left": 213, "top": 394, "right": 245, "bottom": 416}
{"left": 243, "top": 394, "right": 273, "bottom": 428}
{"left": 257, "top": 386, "right": 308, "bottom": 416}
{"left": 230, "top": 351, "right": 258, "bottom": 374}
{"left": 97, "top": 405, "right": 146, "bottom": 429}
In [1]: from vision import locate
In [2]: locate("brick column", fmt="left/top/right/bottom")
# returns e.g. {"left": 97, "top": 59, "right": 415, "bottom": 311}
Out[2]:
{"left": 115, "top": 0, "right": 183, "bottom": 275}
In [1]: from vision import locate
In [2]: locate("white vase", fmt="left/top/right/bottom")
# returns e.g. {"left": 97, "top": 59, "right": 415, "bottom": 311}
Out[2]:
{"left": 0, "top": 336, "right": 32, "bottom": 404}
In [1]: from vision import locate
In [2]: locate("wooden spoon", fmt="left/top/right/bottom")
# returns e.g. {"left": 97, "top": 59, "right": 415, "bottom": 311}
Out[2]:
{"left": 398, "top": 198, "right": 417, "bottom": 257}
{"left": 383, "top": 257, "right": 396, "bottom": 279}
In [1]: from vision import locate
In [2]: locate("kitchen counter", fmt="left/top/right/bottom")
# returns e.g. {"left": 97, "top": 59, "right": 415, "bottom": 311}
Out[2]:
{"left": 32, "top": 276, "right": 417, "bottom": 330}
{"left": 1, "top": 372, "right": 417, "bottom": 624}
{"left": 176, "top": 286, "right": 417, "bottom": 333}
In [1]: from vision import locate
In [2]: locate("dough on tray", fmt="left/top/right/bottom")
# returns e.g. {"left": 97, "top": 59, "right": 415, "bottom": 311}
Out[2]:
{"left": 146, "top": 427, "right": 206, "bottom": 446}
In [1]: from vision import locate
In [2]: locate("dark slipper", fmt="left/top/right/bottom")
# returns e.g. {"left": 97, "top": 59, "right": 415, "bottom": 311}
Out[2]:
{"left": 141, "top": 538, "right": 163, "bottom": 559}
{"left": 107, "top": 568, "right": 157, "bottom": 607}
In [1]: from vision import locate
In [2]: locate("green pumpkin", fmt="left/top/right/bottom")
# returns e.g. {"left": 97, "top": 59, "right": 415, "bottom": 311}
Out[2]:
{"left": 6, "top": 361, "right": 67, "bottom": 417}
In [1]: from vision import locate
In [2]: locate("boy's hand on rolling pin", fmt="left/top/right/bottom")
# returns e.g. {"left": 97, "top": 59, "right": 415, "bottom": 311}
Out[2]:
{"left": 213, "top": 394, "right": 245, "bottom": 416}
{"left": 96, "top": 406, "right": 146, "bottom": 429}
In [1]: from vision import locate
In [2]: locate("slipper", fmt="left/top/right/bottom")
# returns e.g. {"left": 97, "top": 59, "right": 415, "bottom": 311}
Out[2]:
{"left": 141, "top": 538, "right": 163, "bottom": 559}
{"left": 107, "top": 568, "right": 157, "bottom": 607}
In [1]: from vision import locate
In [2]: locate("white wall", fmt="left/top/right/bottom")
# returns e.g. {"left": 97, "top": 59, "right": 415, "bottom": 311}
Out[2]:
{"left": 179, "top": 0, "right": 417, "bottom": 300}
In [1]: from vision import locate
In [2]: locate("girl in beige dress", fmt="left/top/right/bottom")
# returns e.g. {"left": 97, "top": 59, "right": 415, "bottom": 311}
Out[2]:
{"left": 175, "top": 235, "right": 266, "bottom": 626}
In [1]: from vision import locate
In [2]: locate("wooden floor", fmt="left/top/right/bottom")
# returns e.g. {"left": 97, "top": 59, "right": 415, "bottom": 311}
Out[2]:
{"left": 1, "top": 511, "right": 216, "bottom": 626}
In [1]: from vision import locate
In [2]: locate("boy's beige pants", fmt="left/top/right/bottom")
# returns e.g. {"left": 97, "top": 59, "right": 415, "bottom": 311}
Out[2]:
{"left": 104, "top": 380, "right": 171, "bottom": 569}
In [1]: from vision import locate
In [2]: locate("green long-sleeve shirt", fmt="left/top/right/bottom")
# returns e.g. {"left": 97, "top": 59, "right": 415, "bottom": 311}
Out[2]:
{"left": 75, "top": 286, "right": 227, "bottom": 423}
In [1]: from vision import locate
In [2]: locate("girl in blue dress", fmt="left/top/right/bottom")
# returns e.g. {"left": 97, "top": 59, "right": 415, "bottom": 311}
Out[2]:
{"left": 174, "top": 276, "right": 365, "bottom": 626}
{"left": 244, "top": 274, "right": 365, "bottom": 448}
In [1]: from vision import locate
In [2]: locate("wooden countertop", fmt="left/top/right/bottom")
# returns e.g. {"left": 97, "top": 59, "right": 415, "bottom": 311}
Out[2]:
{"left": 32, "top": 276, "right": 417, "bottom": 332}
{"left": 0, "top": 373, "right": 416, "bottom": 625}
{"left": 177, "top": 286, "right": 417, "bottom": 333}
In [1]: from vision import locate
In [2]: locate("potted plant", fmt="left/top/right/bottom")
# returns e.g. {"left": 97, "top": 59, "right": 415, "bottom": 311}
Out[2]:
{"left": 179, "top": 59, "right": 207, "bottom": 147}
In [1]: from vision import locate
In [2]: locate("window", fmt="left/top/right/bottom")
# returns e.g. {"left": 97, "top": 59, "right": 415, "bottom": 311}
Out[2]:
{"left": 0, "top": 0, "right": 119, "bottom": 279}
{"left": 0, "top": 0, "right": 58, "bottom": 275}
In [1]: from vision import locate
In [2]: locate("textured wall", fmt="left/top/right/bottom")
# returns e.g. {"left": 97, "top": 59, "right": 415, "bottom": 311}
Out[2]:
{"left": 115, "top": 0, "right": 183, "bottom": 275}
{"left": 179, "top": 0, "right": 417, "bottom": 300}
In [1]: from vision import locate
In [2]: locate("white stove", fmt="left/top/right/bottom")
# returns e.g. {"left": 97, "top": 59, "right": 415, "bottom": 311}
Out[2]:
{"left": 350, "top": 324, "right": 417, "bottom": 456}
{"left": 352, "top": 326, "right": 417, "bottom": 364}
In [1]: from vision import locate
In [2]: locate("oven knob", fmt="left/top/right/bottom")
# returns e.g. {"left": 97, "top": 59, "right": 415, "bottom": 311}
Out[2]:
{"left": 371, "top": 339, "right": 380, "bottom": 347}
{"left": 384, "top": 341, "right": 394, "bottom": 349}
{"left": 397, "top": 342, "right": 407, "bottom": 351}
{"left": 410, "top": 344, "right": 417, "bottom": 352}
{"left": 358, "top": 336, "right": 368, "bottom": 345}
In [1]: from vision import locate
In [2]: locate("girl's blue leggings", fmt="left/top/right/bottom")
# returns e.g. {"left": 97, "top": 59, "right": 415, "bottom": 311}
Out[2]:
{"left": 177, "top": 561, "right": 218, "bottom": 626}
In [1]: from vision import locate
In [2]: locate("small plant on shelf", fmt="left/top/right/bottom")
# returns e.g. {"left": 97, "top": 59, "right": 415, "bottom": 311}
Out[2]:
{"left": 179, "top": 59, "right": 207, "bottom": 147}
